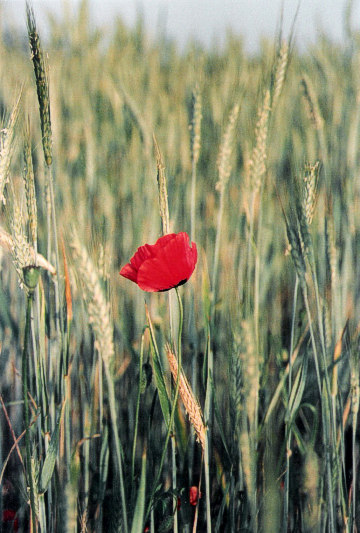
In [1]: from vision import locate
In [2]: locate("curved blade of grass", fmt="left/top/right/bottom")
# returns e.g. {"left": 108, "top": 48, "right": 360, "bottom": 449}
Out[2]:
{"left": 38, "top": 400, "right": 66, "bottom": 494}
{"left": 286, "top": 351, "right": 309, "bottom": 427}
{"left": 146, "top": 305, "right": 170, "bottom": 426}
{"left": 131, "top": 447, "right": 147, "bottom": 533}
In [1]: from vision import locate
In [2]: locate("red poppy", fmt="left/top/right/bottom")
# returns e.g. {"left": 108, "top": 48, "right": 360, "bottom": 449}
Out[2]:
{"left": 120, "top": 232, "right": 197, "bottom": 292}
{"left": 189, "top": 486, "right": 201, "bottom": 506}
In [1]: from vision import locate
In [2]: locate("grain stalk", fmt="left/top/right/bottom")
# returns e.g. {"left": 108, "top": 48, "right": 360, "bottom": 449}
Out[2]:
{"left": 23, "top": 125, "right": 38, "bottom": 259}
{"left": 285, "top": 191, "right": 336, "bottom": 531}
{"left": 246, "top": 90, "right": 271, "bottom": 346}
{"left": 212, "top": 103, "right": 239, "bottom": 304}
{"left": 272, "top": 41, "right": 289, "bottom": 109}
{"left": 0, "top": 90, "right": 21, "bottom": 206}
{"left": 282, "top": 276, "right": 299, "bottom": 532}
{"left": 153, "top": 135, "right": 180, "bottom": 532}
{"left": 70, "top": 233, "right": 128, "bottom": 533}
{"left": 145, "top": 287, "right": 183, "bottom": 528}
{"left": 26, "top": 3, "right": 52, "bottom": 167}
{"left": 189, "top": 84, "right": 202, "bottom": 485}
{"left": 166, "top": 346, "right": 206, "bottom": 452}
{"left": 22, "top": 266, "right": 41, "bottom": 532}
{"left": 27, "top": 1, "right": 67, "bottom": 389}
{"left": 300, "top": 75, "right": 328, "bottom": 177}
{"left": 350, "top": 347, "right": 359, "bottom": 530}
{"left": 190, "top": 84, "right": 202, "bottom": 245}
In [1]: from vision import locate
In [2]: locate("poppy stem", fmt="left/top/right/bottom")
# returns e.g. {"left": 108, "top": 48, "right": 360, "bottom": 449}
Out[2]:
{"left": 145, "top": 288, "right": 183, "bottom": 525}
{"left": 175, "top": 287, "right": 183, "bottom": 360}
{"left": 172, "top": 287, "right": 183, "bottom": 533}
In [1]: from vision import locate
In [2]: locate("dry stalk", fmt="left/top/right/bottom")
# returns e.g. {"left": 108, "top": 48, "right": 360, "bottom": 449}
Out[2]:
{"left": 300, "top": 75, "right": 324, "bottom": 131}
{"left": 166, "top": 344, "right": 206, "bottom": 451}
{"left": 154, "top": 135, "right": 170, "bottom": 235}
{"left": 0, "top": 225, "right": 55, "bottom": 274}
{"left": 70, "top": 232, "right": 114, "bottom": 371}
{"left": 190, "top": 84, "right": 202, "bottom": 167}
{"left": 216, "top": 103, "right": 240, "bottom": 193}
{"left": 0, "top": 91, "right": 22, "bottom": 205}
{"left": 272, "top": 41, "right": 289, "bottom": 108}
{"left": 249, "top": 90, "right": 271, "bottom": 194}
{"left": 23, "top": 125, "right": 38, "bottom": 253}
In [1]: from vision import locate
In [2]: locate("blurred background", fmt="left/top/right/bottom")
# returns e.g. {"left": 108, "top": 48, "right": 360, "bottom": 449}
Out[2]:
{"left": 2, "top": 0, "right": 360, "bottom": 52}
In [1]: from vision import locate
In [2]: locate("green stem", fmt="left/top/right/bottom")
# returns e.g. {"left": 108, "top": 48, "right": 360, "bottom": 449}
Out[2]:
{"left": 302, "top": 285, "right": 335, "bottom": 532}
{"left": 169, "top": 291, "right": 178, "bottom": 533}
{"left": 104, "top": 364, "right": 129, "bottom": 533}
{"left": 211, "top": 181, "right": 225, "bottom": 307}
{"left": 132, "top": 333, "right": 145, "bottom": 486}
{"left": 204, "top": 329, "right": 212, "bottom": 533}
{"left": 353, "top": 406, "right": 358, "bottom": 530}
{"left": 190, "top": 157, "right": 197, "bottom": 245}
{"left": 47, "top": 168, "right": 65, "bottom": 392}
{"left": 23, "top": 293, "right": 37, "bottom": 532}
{"left": 145, "top": 287, "right": 183, "bottom": 523}
{"left": 283, "top": 276, "right": 299, "bottom": 533}
{"left": 253, "top": 187, "right": 264, "bottom": 352}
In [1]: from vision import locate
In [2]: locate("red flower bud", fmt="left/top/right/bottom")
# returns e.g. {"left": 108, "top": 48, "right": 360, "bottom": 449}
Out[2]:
{"left": 189, "top": 486, "right": 201, "bottom": 506}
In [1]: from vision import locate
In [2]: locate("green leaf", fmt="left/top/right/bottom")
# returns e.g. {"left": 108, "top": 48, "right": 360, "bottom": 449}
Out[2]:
{"left": 287, "top": 352, "right": 308, "bottom": 427}
{"left": 130, "top": 448, "right": 147, "bottom": 533}
{"left": 38, "top": 401, "right": 66, "bottom": 494}
{"left": 146, "top": 306, "right": 170, "bottom": 426}
{"left": 99, "top": 424, "right": 110, "bottom": 502}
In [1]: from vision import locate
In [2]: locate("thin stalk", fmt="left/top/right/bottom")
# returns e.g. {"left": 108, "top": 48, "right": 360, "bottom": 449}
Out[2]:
{"left": 253, "top": 188, "right": 264, "bottom": 353}
{"left": 189, "top": 138, "right": 199, "bottom": 481}
{"left": 145, "top": 287, "right": 183, "bottom": 523}
{"left": 190, "top": 157, "right": 197, "bottom": 245}
{"left": 352, "top": 408, "right": 358, "bottom": 532}
{"left": 192, "top": 453, "right": 204, "bottom": 533}
{"left": 30, "top": 296, "right": 44, "bottom": 464}
{"left": 23, "top": 293, "right": 37, "bottom": 533}
{"left": 189, "top": 141, "right": 198, "bottom": 484}
{"left": 47, "top": 167, "right": 65, "bottom": 390}
{"left": 204, "top": 330, "right": 212, "bottom": 533}
{"left": 211, "top": 183, "right": 226, "bottom": 302}
{"left": 245, "top": 194, "right": 256, "bottom": 317}
{"left": 132, "top": 334, "right": 145, "bottom": 486}
{"left": 302, "top": 286, "right": 335, "bottom": 532}
{"left": 282, "top": 276, "right": 299, "bottom": 532}
{"left": 104, "top": 365, "right": 129, "bottom": 533}
{"left": 188, "top": 291, "right": 198, "bottom": 483}
{"left": 172, "top": 434, "right": 178, "bottom": 533}
{"left": 302, "top": 286, "right": 321, "bottom": 394}
{"left": 169, "top": 291, "right": 177, "bottom": 533}
{"left": 308, "top": 251, "right": 337, "bottom": 530}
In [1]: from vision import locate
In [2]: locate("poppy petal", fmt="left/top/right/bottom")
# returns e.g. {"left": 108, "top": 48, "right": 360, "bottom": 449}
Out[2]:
{"left": 137, "top": 233, "right": 197, "bottom": 291}
{"left": 120, "top": 232, "right": 197, "bottom": 292}
{"left": 119, "top": 262, "right": 138, "bottom": 282}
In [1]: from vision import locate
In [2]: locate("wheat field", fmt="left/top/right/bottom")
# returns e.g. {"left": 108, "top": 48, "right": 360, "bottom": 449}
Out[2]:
{"left": 1, "top": 1, "right": 360, "bottom": 532}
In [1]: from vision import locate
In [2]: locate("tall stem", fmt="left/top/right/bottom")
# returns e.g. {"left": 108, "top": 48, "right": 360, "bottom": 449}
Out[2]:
{"left": 145, "top": 287, "right": 183, "bottom": 524}
{"left": 23, "top": 293, "right": 37, "bottom": 532}
{"left": 172, "top": 288, "right": 183, "bottom": 532}
{"left": 132, "top": 334, "right": 145, "bottom": 486}
{"left": 104, "top": 365, "right": 128, "bottom": 533}
{"left": 204, "top": 331, "right": 212, "bottom": 533}
{"left": 283, "top": 276, "right": 299, "bottom": 532}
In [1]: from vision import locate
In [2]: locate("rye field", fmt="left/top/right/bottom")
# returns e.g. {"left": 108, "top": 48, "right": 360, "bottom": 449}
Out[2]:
{"left": 1, "top": 2, "right": 360, "bottom": 531}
